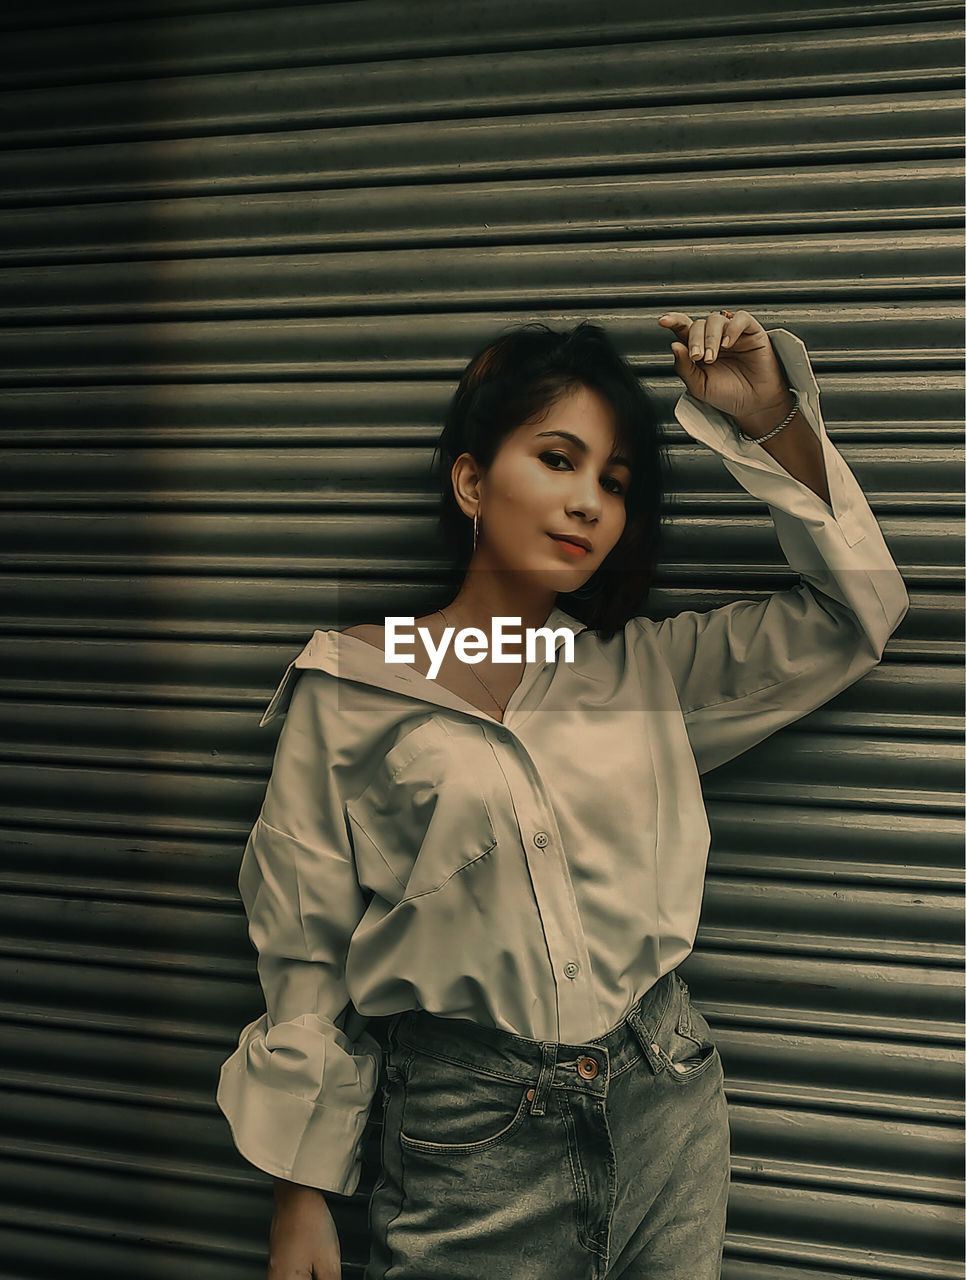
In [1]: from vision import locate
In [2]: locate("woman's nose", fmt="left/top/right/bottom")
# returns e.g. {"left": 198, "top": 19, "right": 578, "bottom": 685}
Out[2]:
{"left": 567, "top": 476, "right": 602, "bottom": 521}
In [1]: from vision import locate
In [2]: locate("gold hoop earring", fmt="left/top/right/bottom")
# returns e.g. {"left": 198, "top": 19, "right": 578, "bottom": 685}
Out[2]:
{"left": 473, "top": 510, "right": 479, "bottom": 550}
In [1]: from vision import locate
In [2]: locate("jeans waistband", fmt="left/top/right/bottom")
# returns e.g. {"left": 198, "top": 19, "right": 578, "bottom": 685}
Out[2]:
{"left": 389, "top": 970, "right": 679, "bottom": 1102}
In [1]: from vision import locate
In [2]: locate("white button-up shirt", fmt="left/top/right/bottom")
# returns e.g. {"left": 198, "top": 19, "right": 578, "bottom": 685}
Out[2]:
{"left": 217, "top": 330, "right": 908, "bottom": 1196}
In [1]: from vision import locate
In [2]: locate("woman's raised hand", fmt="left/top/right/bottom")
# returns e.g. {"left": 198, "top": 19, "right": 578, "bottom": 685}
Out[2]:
{"left": 658, "top": 309, "right": 792, "bottom": 426}
{"left": 267, "top": 1179, "right": 342, "bottom": 1280}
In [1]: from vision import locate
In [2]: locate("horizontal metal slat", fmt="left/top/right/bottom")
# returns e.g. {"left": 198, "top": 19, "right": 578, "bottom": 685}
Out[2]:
{"left": 3, "top": 1, "right": 960, "bottom": 88}
{"left": 1, "top": 355, "right": 962, "bottom": 435}
{"left": 0, "top": 803, "right": 959, "bottom": 903}
{"left": 1, "top": 161, "right": 961, "bottom": 265}
{"left": 727, "top": 1103, "right": 962, "bottom": 1199}
{"left": 0, "top": 848, "right": 961, "bottom": 966}
{"left": 0, "top": 891, "right": 247, "bottom": 974}
{"left": 0, "top": 678, "right": 959, "bottom": 794}
{"left": 0, "top": 1020, "right": 229, "bottom": 1107}
{"left": 0, "top": 511, "right": 952, "bottom": 582}
{"left": 0, "top": 1135, "right": 957, "bottom": 1278}
{"left": 720, "top": 1264, "right": 955, "bottom": 1280}
{"left": 0, "top": 313, "right": 962, "bottom": 388}
{"left": 723, "top": 1180, "right": 964, "bottom": 1277}
{"left": 0, "top": 944, "right": 961, "bottom": 1049}
{"left": 0, "top": 825, "right": 240, "bottom": 906}
{"left": 0, "top": 1014, "right": 958, "bottom": 1127}
{"left": 0, "top": 1082, "right": 958, "bottom": 1215}
{"left": 698, "top": 879, "right": 962, "bottom": 963}
{"left": 2, "top": 93, "right": 960, "bottom": 208}
{"left": 0, "top": 952, "right": 261, "bottom": 1041}
{"left": 796, "top": 663, "right": 963, "bottom": 735}
{"left": 0, "top": 442, "right": 960, "bottom": 518}
{"left": 0, "top": 761, "right": 262, "bottom": 837}
{"left": 700, "top": 732, "right": 962, "bottom": 811}
{"left": 703, "top": 803, "right": 965, "bottom": 885}
{"left": 715, "top": 1026, "right": 963, "bottom": 1120}
{"left": 680, "top": 950, "right": 963, "bottom": 1040}
{"left": 0, "top": 876, "right": 959, "bottom": 973}
{"left": 0, "top": 738, "right": 958, "bottom": 845}
{"left": 0, "top": 22, "right": 960, "bottom": 147}
{"left": 0, "top": 1011, "right": 956, "bottom": 1138}
{"left": 0, "top": 1220, "right": 267, "bottom": 1280}
{"left": 0, "top": 577, "right": 955, "bottom": 655}
{"left": 0, "top": 1153, "right": 292, "bottom": 1272}
{"left": 0, "top": 642, "right": 957, "bottom": 735}
{"left": 0, "top": 229, "right": 961, "bottom": 325}
{"left": 0, "top": 639, "right": 286, "bottom": 709}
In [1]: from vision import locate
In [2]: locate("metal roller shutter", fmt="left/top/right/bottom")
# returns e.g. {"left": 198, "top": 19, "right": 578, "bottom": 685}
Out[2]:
{"left": 0, "top": 2, "right": 962, "bottom": 1278}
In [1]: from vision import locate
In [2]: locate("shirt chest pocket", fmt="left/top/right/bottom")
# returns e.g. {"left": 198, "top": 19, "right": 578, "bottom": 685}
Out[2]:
{"left": 346, "top": 718, "right": 500, "bottom": 905}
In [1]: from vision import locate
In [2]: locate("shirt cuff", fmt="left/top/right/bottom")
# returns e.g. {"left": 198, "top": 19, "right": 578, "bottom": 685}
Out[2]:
{"left": 216, "top": 1012, "right": 381, "bottom": 1197}
{"left": 672, "top": 327, "right": 908, "bottom": 657}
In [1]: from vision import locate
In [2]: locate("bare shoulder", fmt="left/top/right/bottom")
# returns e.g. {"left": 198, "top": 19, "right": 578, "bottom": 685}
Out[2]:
{"left": 340, "top": 622, "right": 386, "bottom": 653}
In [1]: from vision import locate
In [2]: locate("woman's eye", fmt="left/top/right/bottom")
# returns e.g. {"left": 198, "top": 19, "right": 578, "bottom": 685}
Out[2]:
{"left": 541, "top": 451, "right": 625, "bottom": 496}
{"left": 540, "top": 450, "right": 572, "bottom": 470}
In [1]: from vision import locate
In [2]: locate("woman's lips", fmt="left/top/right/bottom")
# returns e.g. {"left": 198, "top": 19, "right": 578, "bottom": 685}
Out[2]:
{"left": 548, "top": 534, "right": 589, "bottom": 558}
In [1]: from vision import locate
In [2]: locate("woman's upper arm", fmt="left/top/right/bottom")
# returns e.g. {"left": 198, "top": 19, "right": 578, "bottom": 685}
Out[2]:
{"left": 638, "top": 585, "right": 882, "bottom": 774}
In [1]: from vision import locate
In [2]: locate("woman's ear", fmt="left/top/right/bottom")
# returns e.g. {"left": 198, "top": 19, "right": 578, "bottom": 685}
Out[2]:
{"left": 451, "top": 452, "right": 484, "bottom": 519}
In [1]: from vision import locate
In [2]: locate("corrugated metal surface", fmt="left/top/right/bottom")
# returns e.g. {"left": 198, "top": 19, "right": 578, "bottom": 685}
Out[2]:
{"left": 0, "top": 2, "right": 962, "bottom": 1278}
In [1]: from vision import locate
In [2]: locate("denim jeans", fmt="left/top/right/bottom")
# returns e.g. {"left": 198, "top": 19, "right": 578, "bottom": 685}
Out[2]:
{"left": 365, "top": 969, "right": 730, "bottom": 1279}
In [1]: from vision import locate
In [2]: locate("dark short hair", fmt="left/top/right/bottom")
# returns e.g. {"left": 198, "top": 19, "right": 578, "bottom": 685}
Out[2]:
{"left": 431, "top": 320, "right": 668, "bottom": 641}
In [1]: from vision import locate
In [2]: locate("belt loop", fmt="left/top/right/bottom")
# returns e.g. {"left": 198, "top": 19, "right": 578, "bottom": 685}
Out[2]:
{"left": 627, "top": 1011, "right": 666, "bottom": 1075}
{"left": 529, "top": 1042, "right": 557, "bottom": 1116}
{"left": 627, "top": 973, "right": 676, "bottom": 1076}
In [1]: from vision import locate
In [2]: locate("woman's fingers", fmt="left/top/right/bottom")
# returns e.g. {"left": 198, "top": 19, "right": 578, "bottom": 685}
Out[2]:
{"left": 657, "top": 312, "right": 692, "bottom": 345}
{"left": 687, "top": 317, "right": 706, "bottom": 361}
{"left": 702, "top": 313, "right": 729, "bottom": 363}
{"left": 668, "top": 338, "right": 707, "bottom": 400}
{"left": 658, "top": 308, "right": 762, "bottom": 363}
{"left": 720, "top": 309, "right": 759, "bottom": 353}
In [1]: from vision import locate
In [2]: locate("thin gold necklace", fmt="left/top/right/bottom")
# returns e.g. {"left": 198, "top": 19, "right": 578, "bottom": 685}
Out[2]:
{"left": 435, "top": 607, "right": 507, "bottom": 715}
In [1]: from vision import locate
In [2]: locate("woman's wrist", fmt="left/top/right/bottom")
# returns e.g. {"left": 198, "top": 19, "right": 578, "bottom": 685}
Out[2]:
{"left": 273, "top": 1175, "right": 328, "bottom": 1203}
{"left": 732, "top": 387, "right": 797, "bottom": 440}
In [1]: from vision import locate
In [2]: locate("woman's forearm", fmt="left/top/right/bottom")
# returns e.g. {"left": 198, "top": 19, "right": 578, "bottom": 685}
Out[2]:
{"left": 733, "top": 390, "right": 831, "bottom": 505}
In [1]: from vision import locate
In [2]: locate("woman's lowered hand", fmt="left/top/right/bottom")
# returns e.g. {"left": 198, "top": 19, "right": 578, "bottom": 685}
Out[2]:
{"left": 267, "top": 1178, "right": 341, "bottom": 1280}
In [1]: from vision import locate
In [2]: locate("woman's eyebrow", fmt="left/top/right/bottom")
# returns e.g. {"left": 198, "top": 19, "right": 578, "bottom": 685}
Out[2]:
{"left": 534, "top": 429, "right": 631, "bottom": 469}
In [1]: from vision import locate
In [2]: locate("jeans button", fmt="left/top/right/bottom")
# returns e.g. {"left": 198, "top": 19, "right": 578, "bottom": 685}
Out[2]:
{"left": 576, "top": 1055, "right": 599, "bottom": 1080}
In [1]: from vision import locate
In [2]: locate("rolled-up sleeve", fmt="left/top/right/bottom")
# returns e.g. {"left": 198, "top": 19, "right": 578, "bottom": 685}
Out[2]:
{"left": 216, "top": 668, "right": 380, "bottom": 1197}
{"left": 645, "top": 328, "right": 909, "bottom": 774}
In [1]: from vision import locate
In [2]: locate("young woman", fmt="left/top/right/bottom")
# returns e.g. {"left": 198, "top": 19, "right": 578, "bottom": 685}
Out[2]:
{"left": 217, "top": 308, "right": 908, "bottom": 1280}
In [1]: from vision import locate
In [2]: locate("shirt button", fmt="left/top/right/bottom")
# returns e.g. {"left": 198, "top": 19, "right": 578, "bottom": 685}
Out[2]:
{"left": 576, "top": 1055, "right": 599, "bottom": 1080}
{"left": 563, "top": 961, "right": 580, "bottom": 979}
{"left": 533, "top": 831, "right": 550, "bottom": 848}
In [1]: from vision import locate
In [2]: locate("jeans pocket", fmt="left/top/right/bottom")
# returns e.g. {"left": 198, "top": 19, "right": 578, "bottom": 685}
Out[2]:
{"left": 658, "top": 975, "right": 721, "bottom": 1084}
{"left": 394, "top": 1046, "right": 532, "bottom": 1154}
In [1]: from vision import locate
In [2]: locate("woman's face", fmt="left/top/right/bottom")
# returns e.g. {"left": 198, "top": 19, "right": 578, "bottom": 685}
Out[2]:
{"left": 469, "top": 382, "right": 631, "bottom": 594}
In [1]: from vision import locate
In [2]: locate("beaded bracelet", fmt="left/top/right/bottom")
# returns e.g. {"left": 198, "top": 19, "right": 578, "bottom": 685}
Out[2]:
{"left": 735, "top": 388, "right": 801, "bottom": 444}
